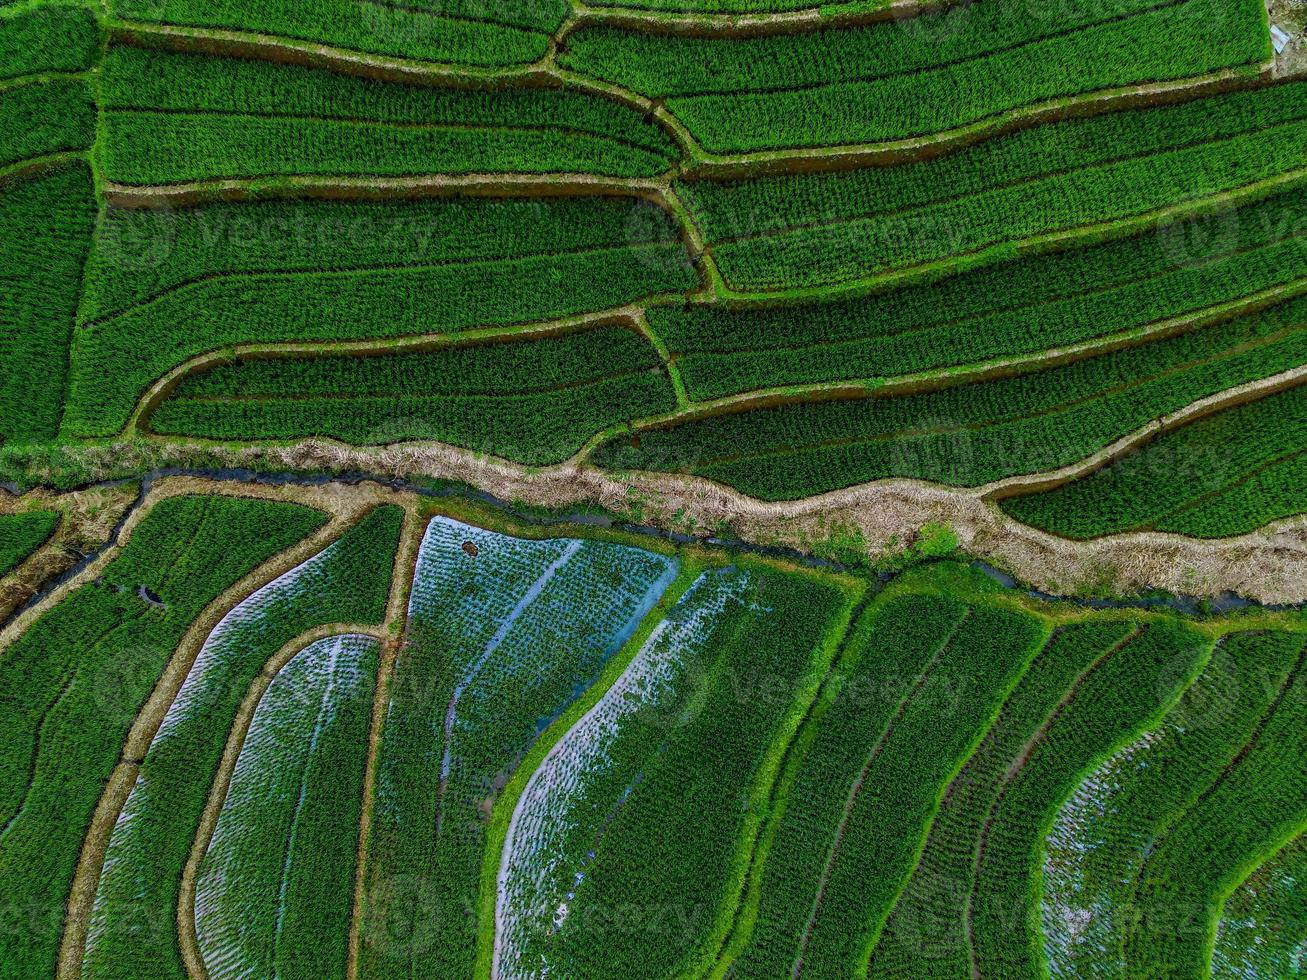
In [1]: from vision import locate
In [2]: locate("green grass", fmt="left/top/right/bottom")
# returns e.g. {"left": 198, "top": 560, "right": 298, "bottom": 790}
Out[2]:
{"left": 0, "top": 165, "right": 96, "bottom": 445}
{"left": 1041, "top": 630, "right": 1305, "bottom": 977}
{"left": 0, "top": 2, "right": 100, "bottom": 80}
{"left": 0, "top": 494, "right": 327, "bottom": 979}
{"left": 659, "top": 187, "right": 1307, "bottom": 399}
{"left": 65, "top": 195, "right": 695, "bottom": 438}
{"left": 677, "top": 82, "right": 1307, "bottom": 292}
{"left": 0, "top": 510, "right": 58, "bottom": 577}
{"left": 146, "top": 326, "right": 678, "bottom": 464}
{"left": 79, "top": 505, "right": 401, "bottom": 980}
{"left": 1212, "top": 834, "right": 1307, "bottom": 978}
{"left": 560, "top": 0, "right": 1270, "bottom": 153}
{"left": 1002, "top": 382, "right": 1307, "bottom": 538}
{"left": 107, "top": 0, "right": 566, "bottom": 67}
{"left": 194, "top": 633, "right": 381, "bottom": 980}
{"left": 358, "top": 517, "right": 681, "bottom": 979}
{"left": 99, "top": 46, "right": 680, "bottom": 184}
{"left": 592, "top": 296, "right": 1307, "bottom": 501}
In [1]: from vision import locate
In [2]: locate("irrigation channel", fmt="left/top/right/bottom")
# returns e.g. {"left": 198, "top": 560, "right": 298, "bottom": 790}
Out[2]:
{"left": 3, "top": 467, "right": 1303, "bottom": 625}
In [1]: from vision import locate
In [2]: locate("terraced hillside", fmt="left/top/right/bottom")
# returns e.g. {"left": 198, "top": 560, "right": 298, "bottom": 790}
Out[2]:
{"left": 0, "top": 479, "right": 1301, "bottom": 980}
{"left": 3, "top": 0, "right": 1307, "bottom": 977}
{"left": 0, "top": 0, "right": 1303, "bottom": 594}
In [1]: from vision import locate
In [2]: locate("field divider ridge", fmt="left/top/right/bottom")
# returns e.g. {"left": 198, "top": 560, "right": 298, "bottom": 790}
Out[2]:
{"left": 630, "top": 310, "right": 690, "bottom": 408}
{"left": 54, "top": 503, "right": 370, "bottom": 980}
{"left": 558, "top": 0, "right": 961, "bottom": 39}
{"left": 124, "top": 303, "right": 664, "bottom": 438}
{"left": 789, "top": 605, "right": 974, "bottom": 977}
{"left": 981, "top": 364, "right": 1307, "bottom": 501}
{"left": 477, "top": 558, "right": 709, "bottom": 979}
{"left": 957, "top": 624, "right": 1144, "bottom": 978}
{"left": 0, "top": 151, "right": 89, "bottom": 190}
{"left": 177, "top": 619, "right": 391, "bottom": 980}
{"left": 101, "top": 16, "right": 1278, "bottom": 180}
{"left": 675, "top": 64, "right": 1276, "bottom": 180}
{"left": 567, "top": 274, "right": 1307, "bottom": 460}
{"left": 346, "top": 504, "right": 426, "bottom": 980}
{"left": 710, "top": 161, "right": 1307, "bottom": 302}
{"left": 707, "top": 587, "right": 878, "bottom": 979}
{"left": 97, "top": 173, "right": 714, "bottom": 304}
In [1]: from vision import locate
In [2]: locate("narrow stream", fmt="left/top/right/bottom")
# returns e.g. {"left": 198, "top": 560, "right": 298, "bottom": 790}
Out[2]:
{"left": 4, "top": 466, "right": 1303, "bottom": 621}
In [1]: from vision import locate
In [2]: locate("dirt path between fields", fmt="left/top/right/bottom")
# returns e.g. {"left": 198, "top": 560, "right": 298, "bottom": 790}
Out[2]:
{"left": 177, "top": 622, "right": 389, "bottom": 980}
{"left": 107, "top": 20, "right": 1276, "bottom": 179}
{"left": 54, "top": 491, "right": 373, "bottom": 980}
{"left": 347, "top": 504, "right": 425, "bottom": 980}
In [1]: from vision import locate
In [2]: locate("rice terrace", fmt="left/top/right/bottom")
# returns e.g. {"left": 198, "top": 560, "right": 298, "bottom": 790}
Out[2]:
{"left": 3, "top": 0, "right": 1307, "bottom": 975}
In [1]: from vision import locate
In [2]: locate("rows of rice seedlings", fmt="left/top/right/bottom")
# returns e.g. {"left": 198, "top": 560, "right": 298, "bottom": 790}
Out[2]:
{"left": 726, "top": 566, "right": 1048, "bottom": 978}
{"left": 0, "top": 510, "right": 59, "bottom": 577}
{"left": 559, "top": 0, "right": 1269, "bottom": 154}
{"left": 966, "top": 621, "right": 1212, "bottom": 977}
{"left": 80, "top": 505, "right": 402, "bottom": 980}
{"left": 0, "top": 495, "right": 325, "bottom": 977}
{"left": 0, "top": 166, "right": 96, "bottom": 444}
{"left": 1212, "top": 835, "right": 1307, "bottom": 977}
{"left": 676, "top": 82, "right": 1307, "bottom": 293}
{"left": 658, "top": 188, "right": 1307, "bottom": 400}
{"left": 584, "top": 0, "right": 861, "bottom": 9}
{"left": 108, "top": 0, "right": 565, "bottom": 68}
{"left": 358, "top": 516, "right": 681, "bottom": 978}
{"left": 493, "top": 564, "right": 765, "bottom": 975}
{"left": 146, "top": 326, "right": 677, "bottom": 464}
{"left": 866, "top": 620, "right": 1141, "bottom": 976}
{"left": 0, "top": 77, "right": 94, "bottom": 171}
{"left": 65, "top": 196, "right": 694, "bottom": 438}
{"left": 99, "top": 47, "right": 680, "bottom": 184}
{"left": 1002, "top": 382, "right": 1307, "bottom": 539}
{"left": 1121, "top": 638, "right": 1307, "bottom": 977}
{"left": 0, "top": 1, "right": 100, "bottom": 80}
{"left": 1041, "top": 630, "right": 1307, "bottom": 977}
{"left": 501, "top": 564, "right": 855, "bottom": 978}
{"left": 593, "top": 297, "right": 1307, "bottom": 500}
{"left": 194, "top": 633, "right": 382, "bottom": 980}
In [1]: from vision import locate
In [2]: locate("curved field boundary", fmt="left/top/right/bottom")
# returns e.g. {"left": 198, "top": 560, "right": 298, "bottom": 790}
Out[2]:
{"left": 124, "top": 305, "right": 656, "bottom": 437}
{"left": 0, "top": 151, "right": 88, "bottom": 190}
{"left": 561, "top": 0, "right": 956, "bottom": 39}
{"left": 102, "top": 19, "right": 1276, "bottom": 178}
{"left": 571, "top": 276, "right": 1307, "bottom": 453}
{"left": 100, "top": 152, "right": 1307, "bottom": 308}
{"left": 959, "top": 625, "right": 1143, "bottom": 975}
{"left": 346, "top": 506, "right": 425, "bottom": 980}
{"left": 100, "top": 175, "right": 719, "bottom": 284}
{"left": 677, "top": 64, "right": 1275, "bottom": 179}
{"left": 0, "top": 487, "right": 139, "bottom": 630}
{"left": 178, "top": 621, "right": 389, "bottom": 980}
{"left": 0, "top": 480, "right": 356, "bottom": 656}
{"left": 981, "top": 364, "right": 1307, "bottom": 501}
{"left": 105, "top": 20, "right": 554, "bottom": 88}
{"left": 127, "top": 274, "right": 1307, "bottom": 474}
{"left": 708, "top": 162, "right": 1307, "bottom": 302}
{"left": 789, "top": 607, "right": 975, "bottom": 975}
{"left": 52, "top": 506, "right": 367, "bottom": 980}
{"left": 480, "top": 559, "right": 709, "bottom": 978}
